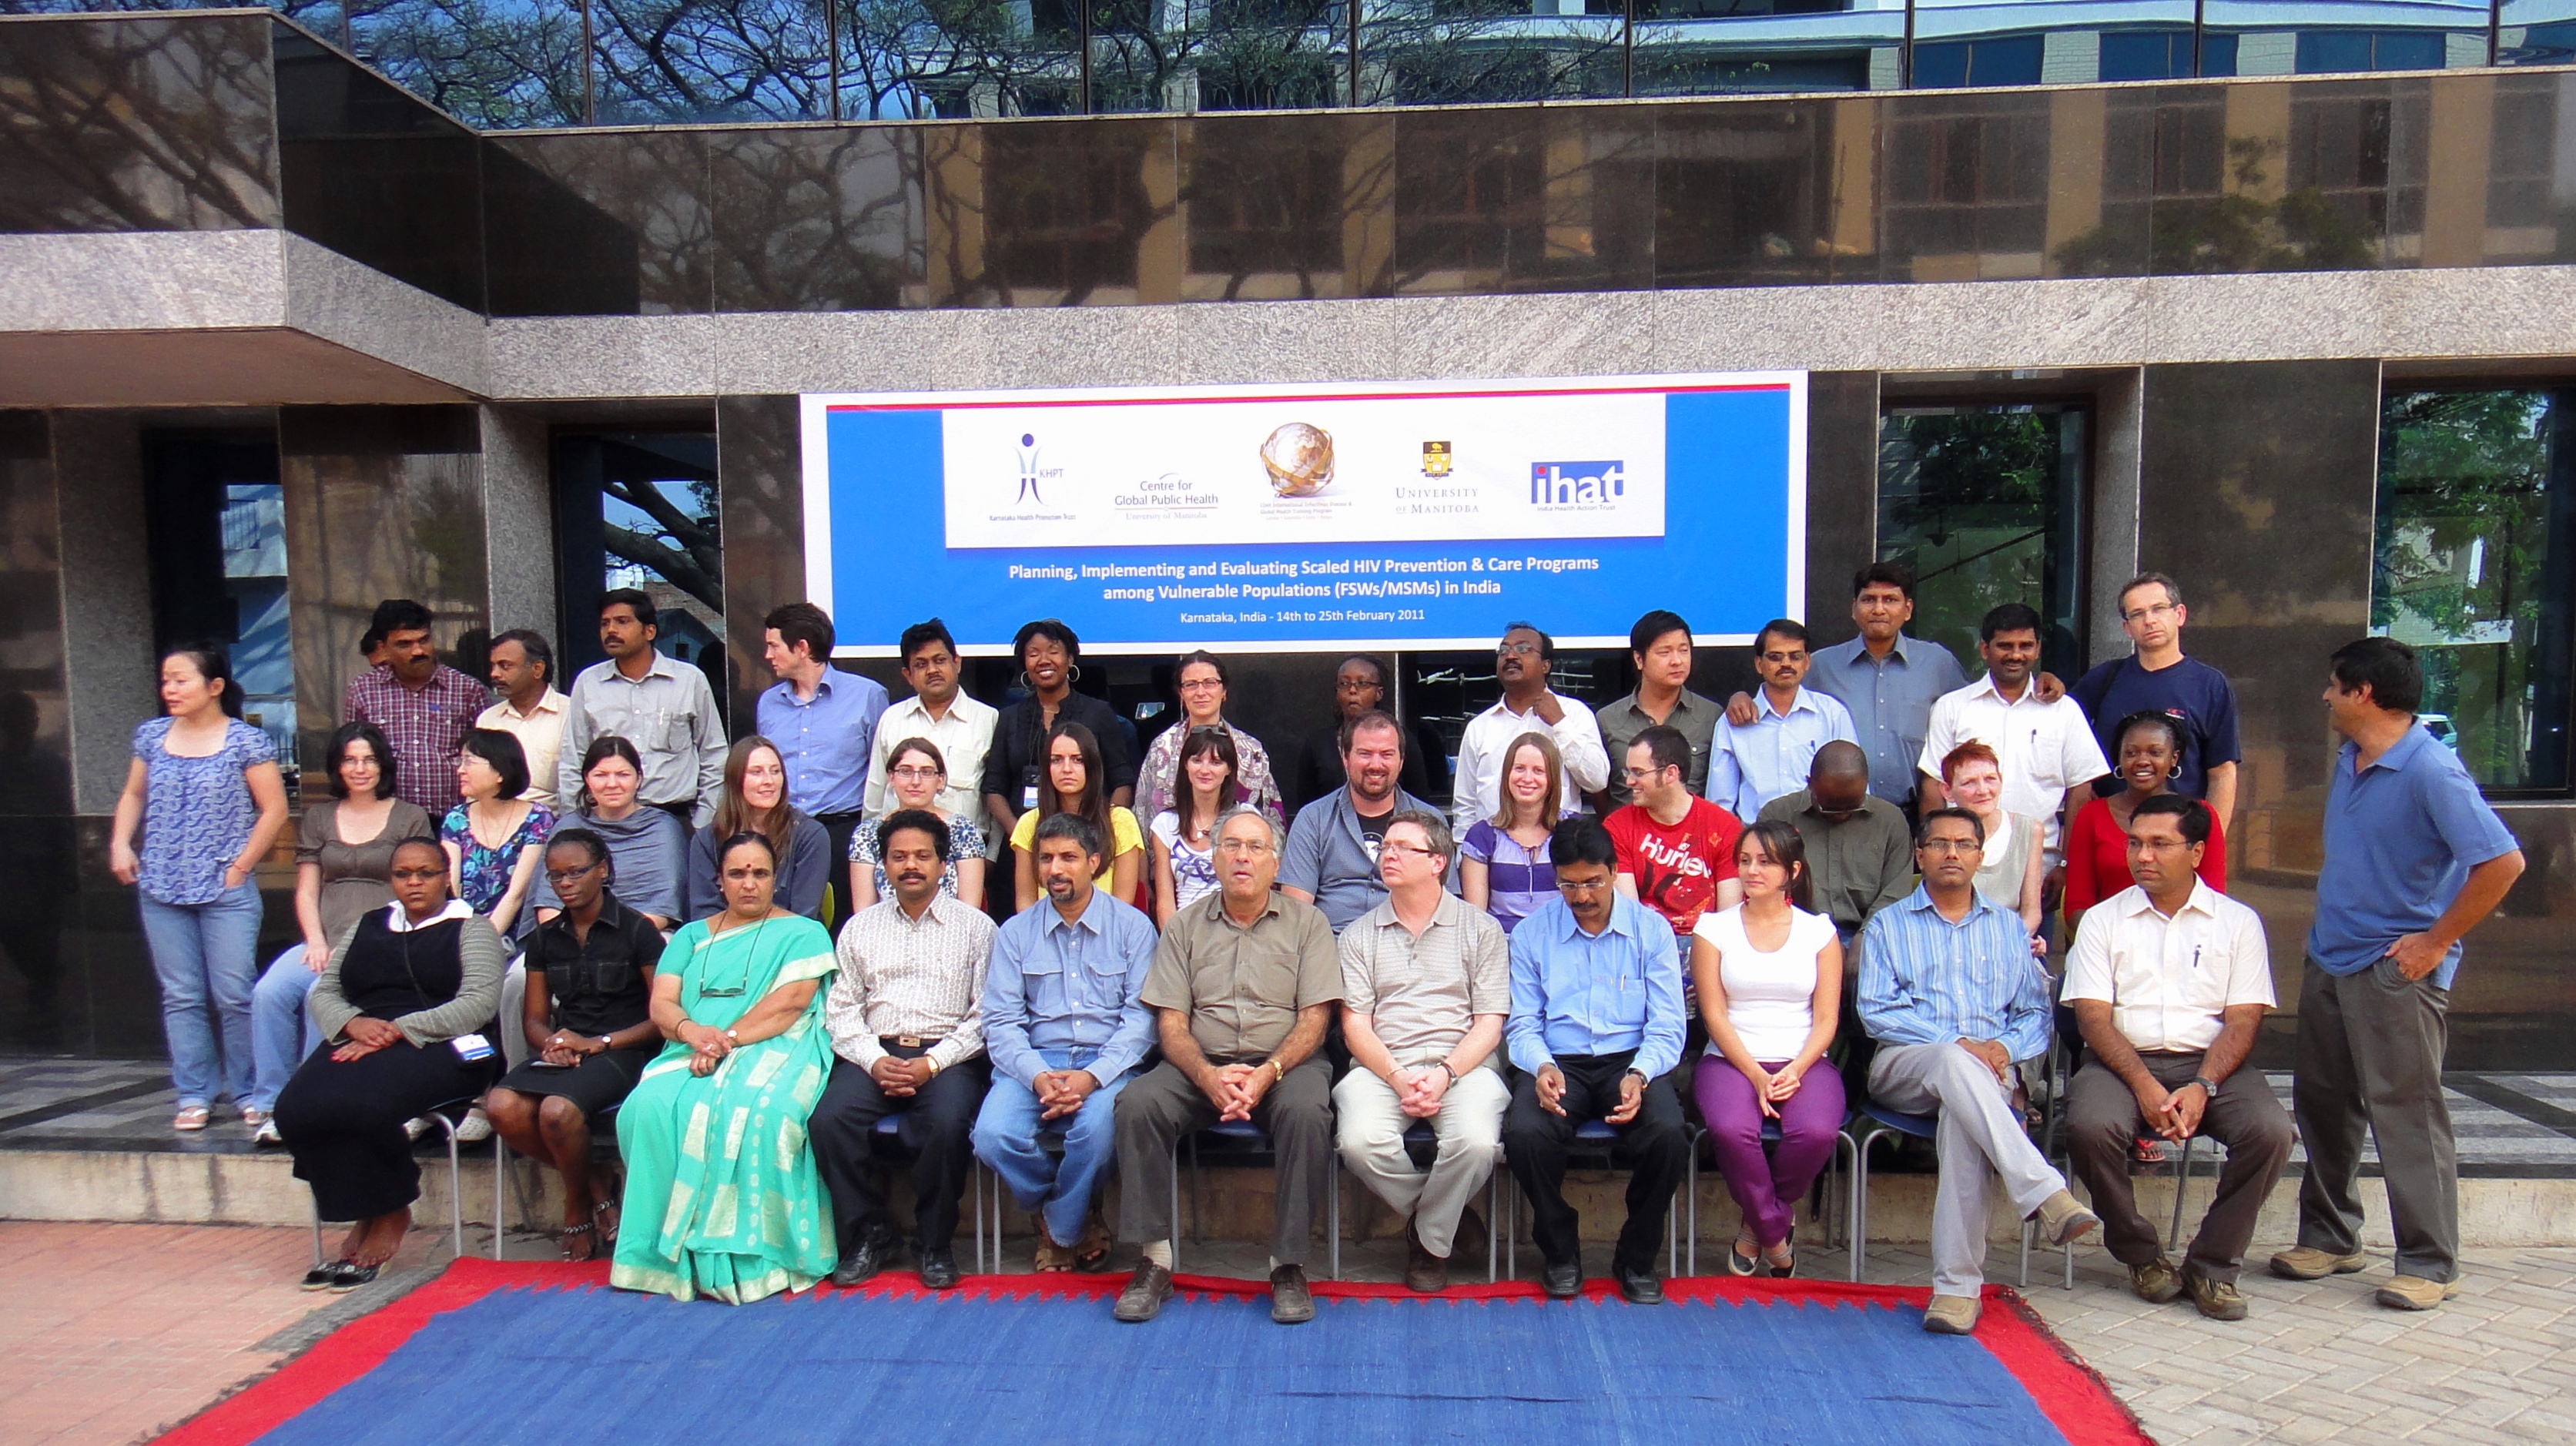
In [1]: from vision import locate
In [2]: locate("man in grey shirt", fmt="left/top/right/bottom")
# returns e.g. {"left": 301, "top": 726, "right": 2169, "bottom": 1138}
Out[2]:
{"left": 1594, "top": 609, "right": 1719, "bottom": 810}
{"left": 1281, "top": 709, "right": 1449, "bottom": 931}
{"left": 1758, "top": 741, "right": 1914, "bottom": 942}
{"left": 557, "top": 589, "right": 728, "bottom": 828}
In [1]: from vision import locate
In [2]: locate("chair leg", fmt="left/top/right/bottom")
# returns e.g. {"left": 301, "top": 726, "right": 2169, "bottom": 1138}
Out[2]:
{"left": 2018, "top": 1217, "right": 2032, "bottom": 1289}
{"left": 1328, "top": 1167, "right": 1340, "bottom": 1282}
{"left": 1486, "top": 1168, "right": 1500, "bottom": 1284}
{"left": 310, "top": 1193, "right": 324, "bottom": 1269}
{"left": 1167, "top": 1141, "right": 1181, "bottom": 1277}
{"left": 432, "top": 1115, "right": 464, "bottom": 1264}
{"left": 491, "top": 1136, "right": 507, "bottom": 1260}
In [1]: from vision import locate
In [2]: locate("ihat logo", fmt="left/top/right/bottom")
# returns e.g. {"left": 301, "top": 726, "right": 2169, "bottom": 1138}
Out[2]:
{"left": 1529, "top": 461, "right": 1625, "bottom": 507}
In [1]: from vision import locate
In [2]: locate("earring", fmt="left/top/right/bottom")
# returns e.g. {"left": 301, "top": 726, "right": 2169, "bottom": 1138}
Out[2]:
{"left": 2169, "top": 765, "right": 2182, "bottom": 780}
{"left": 1067, "top": 663, "right": 1084, "bottom": 684}
{"left": 1015, "top": 670, "right": 1032, "bottom": 693}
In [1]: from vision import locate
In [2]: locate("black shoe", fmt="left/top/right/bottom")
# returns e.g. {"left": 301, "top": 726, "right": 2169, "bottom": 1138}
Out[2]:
{"left": 300, "top": 1261, "right": 346, "bottom": 1291}
{"left": 1114, "top": 1263, "right": 1174, "bottom": 1323}
{"left": 1615, "top": 1262, "right": 1665, "bottom": 1305}
{"left": 1541, "top": 1259, "right": 1581, "bottom": 1298}
{"left": 327, "top": 1260, "right": 380, "bottom": 1293}
{"left": 1269, "top": 1264, "right": 1315, "bottom": 1324}
{"left": 1766, "top": 1227, "right": 1797, "bottom": 1280}
{"left": 1727, "top": 1238, "right": 1759, "bottom": 1277}
{"left": 917, "top": 1247, "right": 960, "bottom": 1290}
{"left": 831, "top": 1228, "right": 893, "bottom": 1287}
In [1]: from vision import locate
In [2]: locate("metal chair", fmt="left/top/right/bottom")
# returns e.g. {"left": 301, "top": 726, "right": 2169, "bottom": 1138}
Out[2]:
{"left": 1499, "top": 1118, "right": 1684, "bottom": 1281}
{"left": 966, "top": 1123, "right": 1070, "bottom": 1277}
{"left": 1174, "top": 1118, "right": 1339, "bottom": 1277}
{"left": 1844, "top": 1100, "right": 2069, "bottom": 1288}
{"left": 1333, "top": 1119, "right": 1504, "bottom": 1284}
{"left": 310, "top": 1095, "right": 474, "bottom": 1268}
{"left": 1681, "top": 1117, "right": 1857, "bottom": 1277}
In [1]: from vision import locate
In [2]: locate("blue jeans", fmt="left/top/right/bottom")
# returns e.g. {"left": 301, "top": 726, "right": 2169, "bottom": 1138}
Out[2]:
{"left": 136, "top": 882, "right": 263, "bottom": 1108}
{"left": 247, "top": 944, "right": 321, "bottom": 1113}
{"left": 971, "top": 1049, "right": 1127, "bottom": 1245}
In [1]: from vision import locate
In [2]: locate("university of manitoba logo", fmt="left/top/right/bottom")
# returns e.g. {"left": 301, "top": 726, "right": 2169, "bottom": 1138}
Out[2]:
{"left": 1421, "top": 441, "right": 1452, "bottom": 477}
{"left": 1528, "top": 460, "right": 1626, "bottom": 507}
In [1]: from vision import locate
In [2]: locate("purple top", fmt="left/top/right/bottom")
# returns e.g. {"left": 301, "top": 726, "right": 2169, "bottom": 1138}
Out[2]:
{"left": 1462, "top": 820, "right": 1556, "bottom": 934}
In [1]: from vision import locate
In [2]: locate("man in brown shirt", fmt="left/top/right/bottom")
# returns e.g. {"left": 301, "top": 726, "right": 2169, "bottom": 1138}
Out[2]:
{"left": 1113, "top": 806, "right": 1343, "bottom": 1326}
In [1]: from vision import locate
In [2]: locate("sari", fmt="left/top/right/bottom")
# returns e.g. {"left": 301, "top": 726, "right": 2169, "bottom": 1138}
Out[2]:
{"left": 611, "top": 912, "right": 838, "bottom": 1304}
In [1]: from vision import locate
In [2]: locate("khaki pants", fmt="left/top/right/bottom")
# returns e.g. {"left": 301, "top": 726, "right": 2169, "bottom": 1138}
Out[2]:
{"left": 1332, "top": 1064, "right": 1508, "bottom": 1257}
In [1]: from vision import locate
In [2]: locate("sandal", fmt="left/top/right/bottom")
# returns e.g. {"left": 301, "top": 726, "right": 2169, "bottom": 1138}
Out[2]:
{"left": 1072, "top": 1215, "right": 1114, "bottom": 1273}
{"left": 173, "top": 1106, "right": 210, "bottom": 1132}
{"left": 1032, "top": 1220, "right": 1075, "bottom": 1274}
{"left": 1727, "top": 1233, "right": 1759, "bottom": 1277}
{"left": 1764, "top": 1227, "right": 1797, "bottom": 1279}
{"left": 591, "top": 1200, "right": 620, "bottom": 1250}
{"left": 558, "top": 1220, "right": 599, "bottom": 1262}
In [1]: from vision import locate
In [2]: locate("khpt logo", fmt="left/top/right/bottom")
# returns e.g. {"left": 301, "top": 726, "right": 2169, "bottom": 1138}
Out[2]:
{"left": 1529, "top": 460, "right": 1625, "bottom": 506}
{"left": 1013, "top": 432, "right": 1064, "bottom": 504}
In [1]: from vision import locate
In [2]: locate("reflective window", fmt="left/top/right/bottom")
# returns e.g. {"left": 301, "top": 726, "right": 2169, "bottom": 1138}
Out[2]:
{"left": 554, "top": 433, "right": 730, "bottom": 727}
{"left": 2374, "top": 390, "right": 2576, "bottom": 794}
{"left": 1877, "top": 403, "right": 2090, "bottom": 680}
{"left": 1633, "top": 1, "right": 1905, "bottom": 96}
{"left": 2501, "top": 0, "right": 2576, "bottom": 65}
{"left": 2201, "top": 0, "right": 2491, "bottom": 77}
{"left": 142, "top": 433, "right": 298, "bottom": 787}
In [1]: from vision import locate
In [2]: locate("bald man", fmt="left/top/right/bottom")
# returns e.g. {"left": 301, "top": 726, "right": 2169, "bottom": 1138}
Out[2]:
{"left": 1757, "top": 741, "right": 1914, "bottom": 942}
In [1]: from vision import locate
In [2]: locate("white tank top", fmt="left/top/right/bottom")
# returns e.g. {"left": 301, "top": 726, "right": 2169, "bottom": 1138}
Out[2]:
{"left": 1691, "top": 903, "right": 1837, "bottom": 1063}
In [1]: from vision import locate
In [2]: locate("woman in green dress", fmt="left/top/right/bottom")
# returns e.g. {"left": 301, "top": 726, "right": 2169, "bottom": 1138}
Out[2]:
{"left": 611, "top": 832, "right": 838, "bottom": 1304}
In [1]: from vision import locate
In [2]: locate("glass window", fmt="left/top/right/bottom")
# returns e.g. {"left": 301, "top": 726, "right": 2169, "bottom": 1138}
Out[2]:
{"left": 554, "top": 433, "right": 729, "bottom": 726}
{"left": 1876, "top": 403, "right": 2089, "bottom": 680}
{"left": 2201, "top": 0, "right": 2491, "bottom": 79}
{"left": 2373, "top": 390, "right": 2576, "bottom": 793}
{"left": 1357, "top": 0, "right": 1626, "bottom": 105}
{"left": 1632, "top": 1, "right": 1906, "bottom": 96}
{"left": 2501, "top": 0, "right": 2576, "bottom": 65}
{"left": 142, "top": 434, "right": 298, "bottom": 788}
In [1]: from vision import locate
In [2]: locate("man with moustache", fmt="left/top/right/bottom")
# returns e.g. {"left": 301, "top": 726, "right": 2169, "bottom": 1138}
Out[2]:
{"left": 1114, "top": 808, "right": 1342, "bottom": 1324}
{"left": 1916, "top": 603, "right": 2109, "bottom": 864}
{"left": 1707, "top": 619, "right": 1856, "bottom": 822}
{"left": 866, "top": 619, "right": 999, "bottom": 855}
{"left": 1451, "top": 623, "right": 1610, "bottom": 833}
{"left": 1283, "top": 708, "right": 1449, "bottom": 932}
{"left": 810, "top": 809, "right": 997, "bottom": 1290}
{"left": 973, "top": 812, "right": 1159, "bottom": 1273}
{"left": 476, "top": 630, "right": 566, "bottom": 810}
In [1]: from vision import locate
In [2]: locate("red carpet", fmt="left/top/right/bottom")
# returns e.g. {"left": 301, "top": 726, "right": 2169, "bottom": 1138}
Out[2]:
{"left": 163, "top": 1260, "right": 2151, "bottom": 1446}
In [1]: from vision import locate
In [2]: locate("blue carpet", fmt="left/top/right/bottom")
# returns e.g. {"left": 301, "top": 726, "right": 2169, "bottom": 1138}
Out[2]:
{"left": 254, "top": 1284, "right": 2082, "bottom": 1445}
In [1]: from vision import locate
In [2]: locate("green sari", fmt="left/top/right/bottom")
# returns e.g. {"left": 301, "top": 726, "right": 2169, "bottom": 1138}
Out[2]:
{"left": 611, "top": 912, "right": 837, "bottom": 1304}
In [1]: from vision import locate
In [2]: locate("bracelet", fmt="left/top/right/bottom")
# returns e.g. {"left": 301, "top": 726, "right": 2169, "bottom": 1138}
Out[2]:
{"left": 1431, "top": 1062, "right": 1456, "bottom": 1085}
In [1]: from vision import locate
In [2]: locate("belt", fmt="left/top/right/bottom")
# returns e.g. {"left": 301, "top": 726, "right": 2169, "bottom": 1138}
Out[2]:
{"left": 881, "top": 1035, "right": 943, "bottom": 1050}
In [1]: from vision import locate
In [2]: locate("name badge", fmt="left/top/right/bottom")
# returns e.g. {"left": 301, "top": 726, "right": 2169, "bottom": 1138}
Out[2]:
{"left": 451, "top": 1033, "right": 494, "bottom": 1061}
{"left": 1022, "top": 766, "right": 1043, "bottom": 812}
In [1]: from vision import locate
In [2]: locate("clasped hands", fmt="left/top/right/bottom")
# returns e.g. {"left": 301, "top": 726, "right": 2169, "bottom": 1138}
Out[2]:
{"left": 1535, "top": 1063, "right": 1643, "bottom": 1125}
{"left": 332, "top": 1016, "right": 404, "bottom": 1062}
{"left": 538, "top": 1030, "right": 609, "bottom": 1067}
{"left": 1389, "top": 1063, "right": 1452, "bottom": 1120}
{"left": 1195, "top": 1062, "right": 1276, "bottom": 1122}
{"left": 869, "top": 1054, "right": 938, "bottom": 1097}
{"left": 1737, "top": 1059, "right": 1807, "bottom": 1120}
{"left": 1032, "top": 1068, "right": 1101, "bottom": 1120}
{"left": 677, "top": 1020, "right": 733, "bottom": 1076}
{"left": 2129, "top": 1078, "right": 2209, "bottom": 1143}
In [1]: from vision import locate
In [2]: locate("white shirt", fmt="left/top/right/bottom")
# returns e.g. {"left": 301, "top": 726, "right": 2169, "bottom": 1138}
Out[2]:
{"left": 477, "top": 688, "right": 568, "bottom": 810}
{"left": 1691, "top": 902, "right": 1839, "bottom": 1062}
{"left": 1916, "top": 674, "right": 2110, "bottom": 855}
{"left": 863, "top": 691, "right": 1000, "bottom": 851}
{"left": 2061, "top": 880, "right": 2274, "bottom": 1054}
{"left": 1451, "top": 692, "right": 1610, "bottom": 832}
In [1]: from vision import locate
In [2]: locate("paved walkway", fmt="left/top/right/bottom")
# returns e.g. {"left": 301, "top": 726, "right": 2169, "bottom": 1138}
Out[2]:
{"left": 13, "top": 1220, "right": 2574, "bottom": 1444}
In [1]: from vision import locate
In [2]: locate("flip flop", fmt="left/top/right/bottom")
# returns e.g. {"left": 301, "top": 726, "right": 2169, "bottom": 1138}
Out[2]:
{"left": 173, "top": 1106, "right": 210, "bottom": 1132}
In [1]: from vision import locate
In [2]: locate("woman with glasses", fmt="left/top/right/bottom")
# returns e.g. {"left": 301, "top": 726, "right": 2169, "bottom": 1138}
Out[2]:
{"left": 275, "top": 838, "right": 504, "bottom": 1291}
{"left": 1137, "top": 651, "right": 1281, "bottom": 824}
{"left": 534, "top": 736, "right": 685, "bottom": 932}
{"left": 246, "top": 723, "right": 431, "bottom": 1143}
{"left": 441, "top": 728, "right": 552, "bottom": 939}
{"left": 1150, "top": 725, "right": 1240, "bottom": 925}
{"left": 613, "top": 832, "right": 838, "bottom": 1304}
{"left": 1010, "top": 721, "right": 1144, "bottom": 911}
{"left": 683, "top": 736, "right": 832, "bottom": 922}
{"left": 848, "top": 737, "right": 987, "bottom": 912}
{"left": 487, "top": 829, "right": 663, "bottom": 1260}
{"left": 1460, "top": 731, "right": 1562, "bottom": 933}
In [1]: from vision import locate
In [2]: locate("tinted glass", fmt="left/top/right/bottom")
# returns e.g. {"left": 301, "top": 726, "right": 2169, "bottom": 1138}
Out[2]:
{"left": 1877, "top": 402, "right": 2089, "bottom": 680}
{"left": 709, "top": 126, "right": 926, "bottom": 311}
{"left": 273, "top": 27, "right": 485, "bottom": 313}
{"left": 1180, "top": 110, "right": 1391, "bottom": 300}
{"left": 485, "top": 130, "right": 714, "bottom": 316}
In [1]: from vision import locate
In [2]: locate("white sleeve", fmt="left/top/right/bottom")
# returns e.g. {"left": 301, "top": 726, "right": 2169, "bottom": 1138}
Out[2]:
{"left": 1450, "top": 718, "right": 1489, "bottom": 832}
{"left": 2058, "top": 701, "right": 2112, "bottom": 787}
{"left": 2060, "top": 906, "right": 2116, "bottom": 1004}
{"left": 1553, "top": 698, "right": 1610, "bottom": 795}
{"left": 2222, "top": 903, "right": 2277, "bottom": 1009}
{"left": 1915, "top": 695, "right": 1959, "bottom": 780}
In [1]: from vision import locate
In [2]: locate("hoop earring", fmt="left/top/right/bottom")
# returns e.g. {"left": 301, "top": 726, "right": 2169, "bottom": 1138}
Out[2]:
{"left": 1015, "top": 670, "right": 1032, "bottom": 693}
{"left": 2169, "top": 765, "right": 2182, "bottom": 780}
{"left": 1067, "top": 663, "right": 1083, "bottom": 684}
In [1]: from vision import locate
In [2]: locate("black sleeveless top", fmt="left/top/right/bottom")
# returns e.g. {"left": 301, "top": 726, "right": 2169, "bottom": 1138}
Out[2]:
{"left": 337, "top": 913, "right": 467, "bottom": 1020}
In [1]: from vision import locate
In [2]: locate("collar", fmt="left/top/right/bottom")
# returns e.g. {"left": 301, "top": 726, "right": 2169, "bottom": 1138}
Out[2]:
{"left": 2117, "top": 879, "right": 2219, "bottom": 921}
{"left": 1039, "top": 888, "right": 1110, "bottom": 936}
{"left": 769, "top": 673, "right": 837, "bottom": 705}
{"left": 1896, "top": 883, "right": 2006, "bottom": 926}
{"left": 1754, "top": 686, "right": 1826, "bottom": 722}
{"left": 1791, "top": 790, "right": 1881, "bottom": 824}
{"left": 1841, "top": 634, "right": 1923, "bottom": 667}
{"left": 611, "top": 650, "right": 680, "bottom": 684}
{"left": 1368, "top": 889, "right": 1462, "bottom": 932}
{"left": 545, "top": 892, "right": 636, "bottom": 937}
{"left": 2346, "top": 725, "right": 2435, "bottom": 775}
{"left": 1965, "top": 672, "right": 2042, "bottom": 706}
{"left": 1485, "top": 692, "right": 1559, "bottom": 722}
{"left": 1200, "top": 889, "right": 1282, "bottom": 931}
{"left": 880, "top": 892, "right": 966, "bottom": 929}
{"left": 385, "top": 899, "right": 474, "bottom": 932}
{"left": 497, "top": 688, "right": 567, "bottom": 720}
{"left": 1548, "top": 891, "right": 1642, "bottom": 944}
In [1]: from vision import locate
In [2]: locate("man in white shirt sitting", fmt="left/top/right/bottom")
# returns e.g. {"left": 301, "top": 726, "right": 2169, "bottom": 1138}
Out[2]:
{"left": 2063, "top": 793, "right": 2293, "bottom": 1321}
{"left": 1451, "top": 623, "right": 1610, "bottom": 833}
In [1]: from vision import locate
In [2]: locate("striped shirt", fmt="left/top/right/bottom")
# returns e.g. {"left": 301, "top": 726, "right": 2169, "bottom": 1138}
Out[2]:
{"left": 1339, "top": 892, "right": 1511, "bottom": 1072}
{"left": 1856, "top": 885, "right": 2053, "bottom": 1063}
{"left": 343, "top": 664, "right": 487, "bottom": 815}
{"left": 825, "top": 892, "right": 996, "bottom": 1072}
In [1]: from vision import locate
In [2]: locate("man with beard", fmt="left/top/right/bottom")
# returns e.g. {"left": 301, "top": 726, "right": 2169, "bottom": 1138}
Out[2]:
{"left": 1283, "top": 708, "right": 1449, "bottom": 932}
{"left": 972, "top": 812, "right": 1158, "bottom": 1274}
{"left": 810, "top": 809, "right": 997, "bottom": 1290}
{"left": 1606, "top": 725, "right": 1744, "bottom": 942}
{"left": 1451, "top": 623, "right": 1610, "bottom": 833}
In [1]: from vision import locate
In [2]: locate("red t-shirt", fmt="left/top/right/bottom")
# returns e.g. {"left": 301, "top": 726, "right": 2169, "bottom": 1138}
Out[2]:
{"left": 1606, "top": 798, "right": 1744, "bottom": 936}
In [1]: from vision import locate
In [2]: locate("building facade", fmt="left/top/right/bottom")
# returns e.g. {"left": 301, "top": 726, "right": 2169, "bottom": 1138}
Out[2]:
{"left": 4, "top": 8, "right": 2574, "bottom": 1067}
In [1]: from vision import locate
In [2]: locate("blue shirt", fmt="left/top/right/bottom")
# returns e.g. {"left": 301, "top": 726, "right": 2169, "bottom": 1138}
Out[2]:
{"left": 2308, "top": 727, "right": 2519, "bottom": 989}
{"left": 1705, "top": 685, "right": 1858, "bottom": 819}
{"left": 1857, "top": 885, "right": 2053, "bottom": 1063}
{"left": 1506, "top": 893, "right": 1686, "bottom": 1080}
{"left": 1807, "top": 634, "right": 1968, "bottom": 805}
{"left": 132, "top": 716, "right": 276, "bottom": 905}
{"left": 2070, "top": 653, "right": 2242, "bottom": 801}
{"left": 756, "top": 669, "right": 890, "bottom": 818}
{"left": 981, "top": 888, "right": 1160, "bottom": 1092}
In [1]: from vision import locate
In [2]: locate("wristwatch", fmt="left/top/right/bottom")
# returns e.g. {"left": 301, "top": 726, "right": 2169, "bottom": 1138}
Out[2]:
{"left": 2189, "top": 1076, "right": 2220, "bottom": 1096}
{"left": 598, "top": 1036, "right": 613, "bottom": 1052}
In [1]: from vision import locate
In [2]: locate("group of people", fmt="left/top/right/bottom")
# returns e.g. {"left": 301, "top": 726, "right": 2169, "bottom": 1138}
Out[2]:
{"left": 111, "top": 564, "right": 2521, "bottom": 1330}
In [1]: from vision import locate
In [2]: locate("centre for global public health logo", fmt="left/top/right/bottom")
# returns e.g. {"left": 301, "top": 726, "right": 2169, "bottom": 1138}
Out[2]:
{"left": 1529, "top": 460, "right": 1626, "bottom": 507}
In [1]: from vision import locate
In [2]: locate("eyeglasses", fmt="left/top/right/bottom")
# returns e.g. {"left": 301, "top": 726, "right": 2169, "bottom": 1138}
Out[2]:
{"left": 889, "top": 766, "right": 943, "bottom": 783}
{"left": 2122, "top": 601, "right": 2179, "bottom": 623}
{"left": 1757, "top": 651, "right": 1807, "bottom": 664}
{"left": 1177, "top": 678, "right": 1224, "bottom": 693}
{"left": 1216, "top": 838, "right": 1275, "bottom": 856}
{"left": 390, "top": 867, "right": 447, "bottom": 882}
{"left": 1620, "top": 765, "right": 1673, "bottom": 784}
{"left": 544, "top": 862, "right": 600, "bottom": 886}
{"left": 1381, "top": 842, "right": 1437, "bottom": 860}
{"left": 1497, "top": 642, "right": 1542, "bottom": 658}
{"left": 1918, "top": 838, "right": 1981, "bottom": 856}
{"left": 1556, "top": 876, "right": 1613, "bottom": 893}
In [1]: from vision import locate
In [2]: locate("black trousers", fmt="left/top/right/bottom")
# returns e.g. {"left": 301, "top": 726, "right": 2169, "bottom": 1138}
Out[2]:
{"left": 809, "top": 1049, "right": 991, "bottom": 1255}
{"left": 1502, "top": 1053, "right": 1688, "bottom": 1275}
{"left": 275, "top": 1037, "right": 496, "bottom": 1222}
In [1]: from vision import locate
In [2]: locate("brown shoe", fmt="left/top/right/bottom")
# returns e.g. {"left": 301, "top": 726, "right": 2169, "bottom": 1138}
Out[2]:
{"left": 2269, "top": 1246, "right": 2368, "bottom": 1280}
{"left": 1404, "top": 1219, "right": 1449, "bottom": 1294}
{"left": 2184, "top": 1267, "right": 2248, "bottom": 1320}
{"left": 1269, "top": 1264, "right": 1316, "bottom": 1324}
{"left": 1922, "top": 1293, "right": 1981, "bottom": 1334}
{"left": 1072, "top": 1213, "right": 1114, "bottom": 1273}
{"left": 1113, "top": 1262, "right": 1174, "bottom": 1323}
{"left": 2034, "top": 1189, "right": 2099, "bottom": 1247}
{"left": 1032, "top": 1219, "right": 1076, "bottom": 1274}
{"left": 2129, "top": 1255, "right": 2185, "bottom": 1304}
{"left": 2375, "top": 1274, "right": 2460, "bottom": 1311}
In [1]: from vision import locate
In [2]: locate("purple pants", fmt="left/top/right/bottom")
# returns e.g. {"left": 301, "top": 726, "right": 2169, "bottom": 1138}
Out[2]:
{"left": 1693, "top": 1054, "right": 1847, "bottom": 1250}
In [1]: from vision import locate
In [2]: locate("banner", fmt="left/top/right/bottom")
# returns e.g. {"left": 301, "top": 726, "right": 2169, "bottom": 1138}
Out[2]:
{"left": 802, "top": 371, "right": 1805, "bottom": 656}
